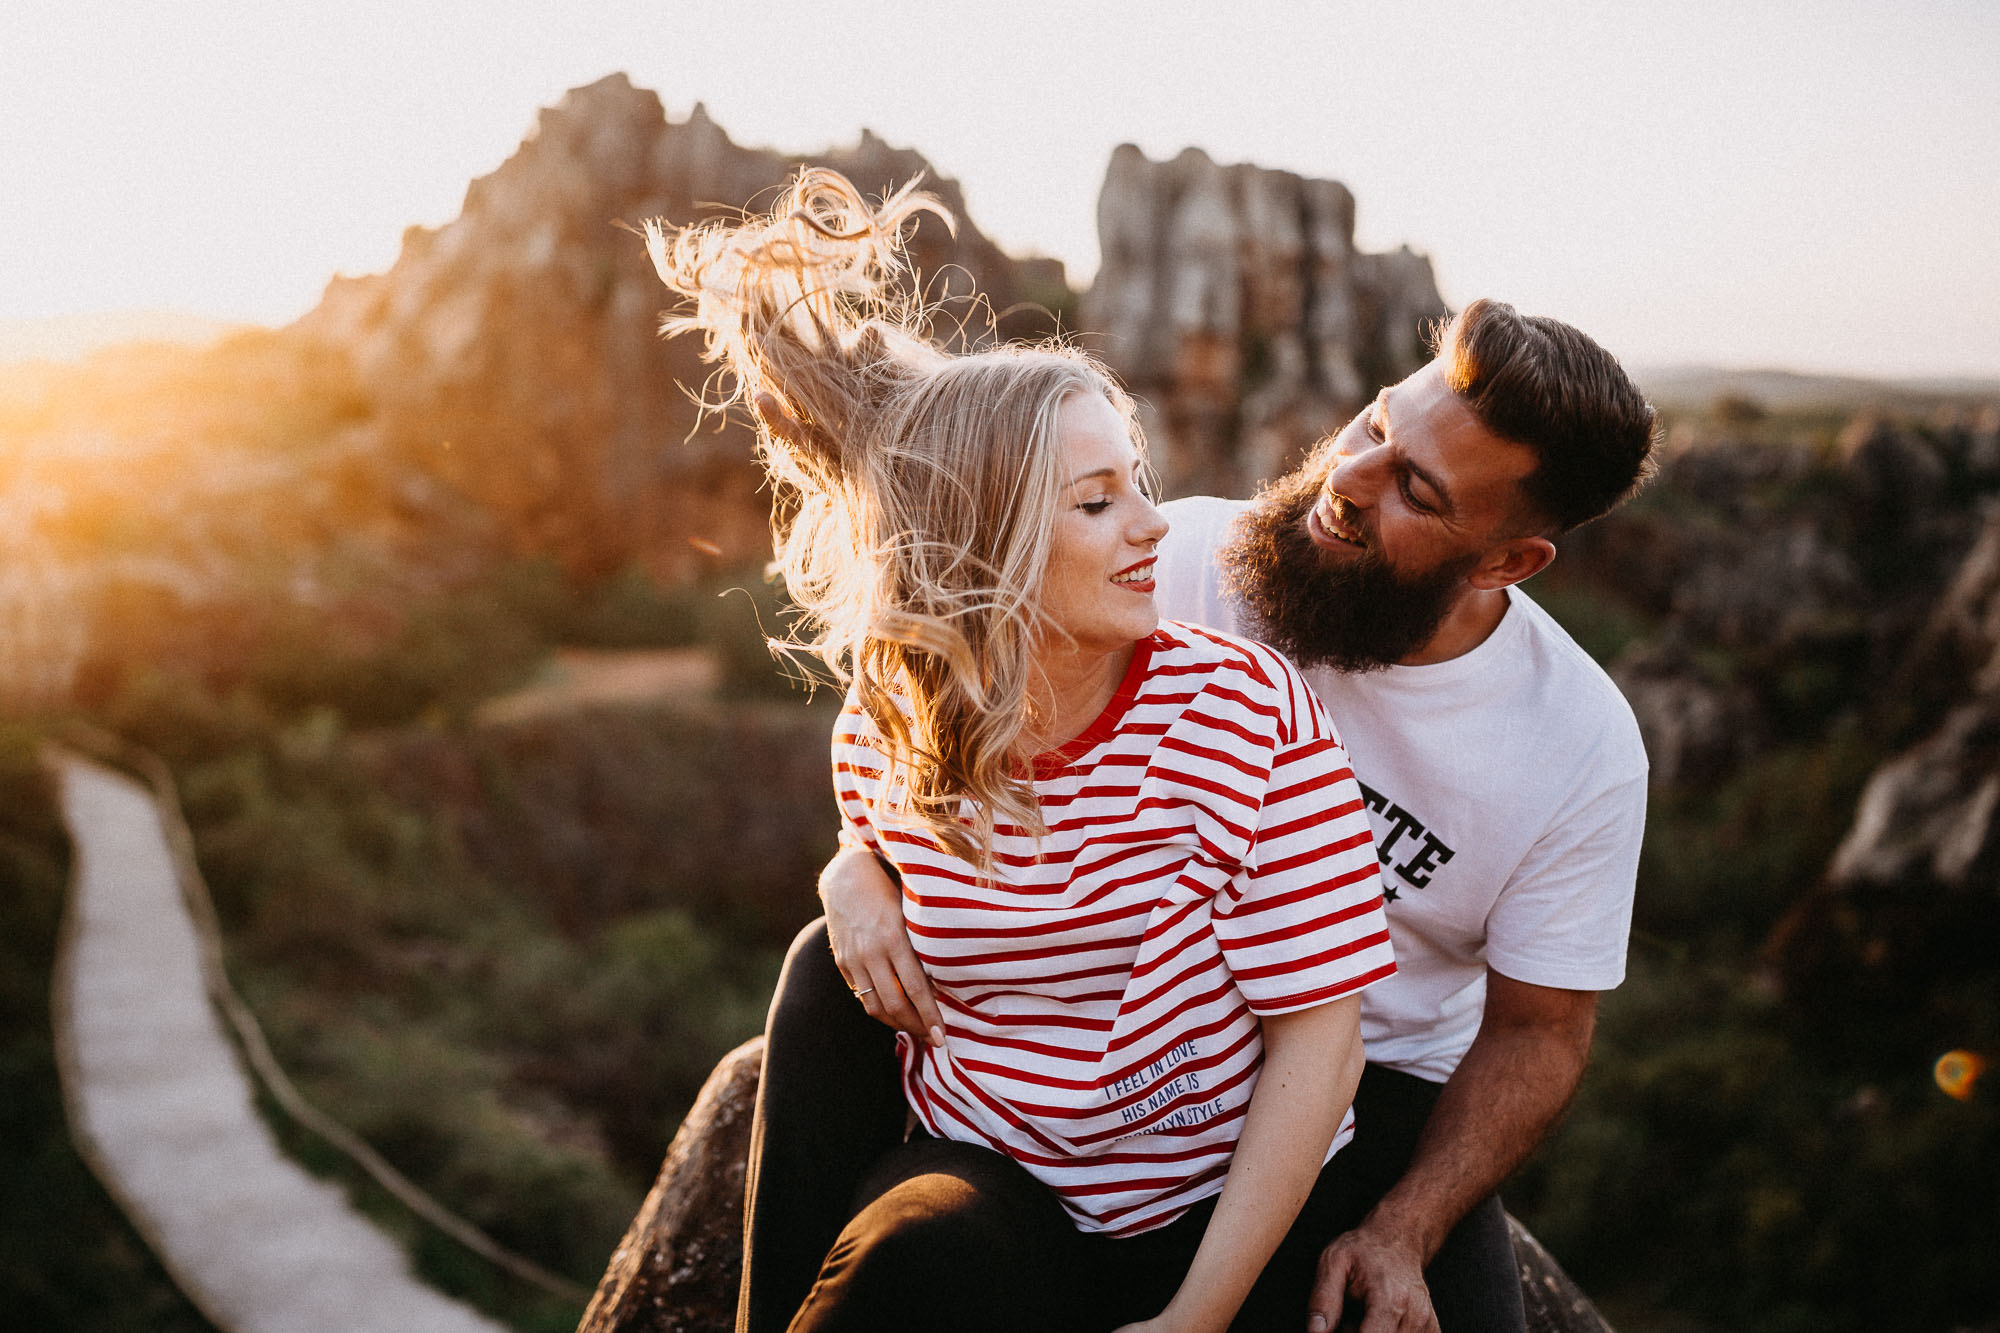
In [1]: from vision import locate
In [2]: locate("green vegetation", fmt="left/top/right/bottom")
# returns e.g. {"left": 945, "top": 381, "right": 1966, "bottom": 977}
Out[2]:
{"left": 1516, "top": 407, "right": 2000, "bottom": 1331}
{"left": 5, "top": 559, "right": 828, "bottom": 1330}
{"left": 11, "top": 382, "right": 1999, "bottom": 1330}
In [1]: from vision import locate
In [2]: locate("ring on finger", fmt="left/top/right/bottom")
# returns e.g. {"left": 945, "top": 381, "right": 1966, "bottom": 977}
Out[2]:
{"left": 853, "top": 986, "right": 875, "bottom": 997}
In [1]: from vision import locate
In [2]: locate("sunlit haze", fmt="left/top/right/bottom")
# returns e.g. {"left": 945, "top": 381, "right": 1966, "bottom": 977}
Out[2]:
{"left": 6, "top": 0, "right": 1997, "bottom": 377}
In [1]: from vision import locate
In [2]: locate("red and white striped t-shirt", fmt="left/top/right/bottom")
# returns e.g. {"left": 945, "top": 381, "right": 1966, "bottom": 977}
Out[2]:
{"left": 832, "top": 621, "right": 1395, "bottom": 1236}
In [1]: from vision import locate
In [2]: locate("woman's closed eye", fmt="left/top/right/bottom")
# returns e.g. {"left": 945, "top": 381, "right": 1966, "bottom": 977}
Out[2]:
{"left": 1078, "top": 498, "right": 1114, "bottom": 515}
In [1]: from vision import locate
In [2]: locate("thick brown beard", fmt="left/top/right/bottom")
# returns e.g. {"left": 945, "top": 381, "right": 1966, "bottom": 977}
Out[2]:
{"left": 1220, "top": 461, "right": 1477, "bottom": 674}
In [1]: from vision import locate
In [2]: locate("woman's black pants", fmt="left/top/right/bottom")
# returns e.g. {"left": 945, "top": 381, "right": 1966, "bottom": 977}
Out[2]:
{"left": 736, "top": 918, "right": 1525, "bottom": 1332}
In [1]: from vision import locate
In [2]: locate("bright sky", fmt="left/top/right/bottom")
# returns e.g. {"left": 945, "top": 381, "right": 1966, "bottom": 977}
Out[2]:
{"left": 6, "top": 0, "right": 1997, "bottom": 377}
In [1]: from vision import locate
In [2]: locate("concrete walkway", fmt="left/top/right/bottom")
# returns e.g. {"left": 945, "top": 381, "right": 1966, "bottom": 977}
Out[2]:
{"left": 50, "top": 752, "right": 509, "bottom": 1333}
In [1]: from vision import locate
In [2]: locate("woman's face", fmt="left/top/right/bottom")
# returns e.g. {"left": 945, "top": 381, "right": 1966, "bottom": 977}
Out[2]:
{"left": 1037, "top": 392, "right": 1169, "bottom": 658}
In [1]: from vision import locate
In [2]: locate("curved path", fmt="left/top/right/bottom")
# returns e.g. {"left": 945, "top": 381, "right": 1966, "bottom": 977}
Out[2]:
{"left": 49, "top": 752, "right": 508, "bottom": 1333}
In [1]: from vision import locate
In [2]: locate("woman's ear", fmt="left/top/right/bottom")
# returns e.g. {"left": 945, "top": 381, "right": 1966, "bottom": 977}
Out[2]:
{"left": 1469, "top": 536, "right": 1557, "bottom": 590}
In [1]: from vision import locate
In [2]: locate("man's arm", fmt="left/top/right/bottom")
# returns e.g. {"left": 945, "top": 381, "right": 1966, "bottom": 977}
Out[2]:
{"left": 1308, "top": 970, "right": 1598, "bottom": 1333}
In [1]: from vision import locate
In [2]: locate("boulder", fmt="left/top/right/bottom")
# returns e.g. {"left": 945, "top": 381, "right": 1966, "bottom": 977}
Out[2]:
{"left": 580, "top": 1038, "right": 1614, "bottom": 1333}
{"left": 297, "top": 74, "right": 1062, "bottom": 582}
{"left": 1080, "top": 144, "right": 1445, "bottom": 498}
{"left": 1827, "top": 698, "right": 2000, "bottom": 892}
{"left": 1610, "top": 633, "right": 1762, "bottom": 788}
{"left": 578, "top": 1038, "right": 762, "bottom": 1333}
{"left": 1896, "top": 498, "right": 2000, "bottom": 705}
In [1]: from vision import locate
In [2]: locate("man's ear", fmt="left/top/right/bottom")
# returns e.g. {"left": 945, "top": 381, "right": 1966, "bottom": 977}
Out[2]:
{"left": 1469, "top": 536, "right": 1556, "bottom": 590}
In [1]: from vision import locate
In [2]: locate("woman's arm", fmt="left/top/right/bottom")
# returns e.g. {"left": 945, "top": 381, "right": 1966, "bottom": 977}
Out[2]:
{"left": 1117, "top": 995, "right": 1365, "bottom": 1333}
{"left": 818, "top": 844, "right": 946, "bottom": 1043}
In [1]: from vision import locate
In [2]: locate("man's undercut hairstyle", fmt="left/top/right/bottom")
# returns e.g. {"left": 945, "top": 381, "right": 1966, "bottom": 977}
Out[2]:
{"left": 1434, "top": 298, "right": 1657, "bottom": 534}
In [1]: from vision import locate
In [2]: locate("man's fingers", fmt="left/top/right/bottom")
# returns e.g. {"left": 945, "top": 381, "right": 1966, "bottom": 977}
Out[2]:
{"left": 1358, "top": 1292, "right": 1432, "bottom": 1333}
{"left": 1306, "top": 1249, "right": 1352, "bottom": 1332}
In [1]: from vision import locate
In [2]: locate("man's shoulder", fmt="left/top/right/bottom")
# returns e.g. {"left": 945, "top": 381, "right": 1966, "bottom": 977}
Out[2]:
{"left": 1497, "top": 589, "right": 1650, "bottom": 784}
{"left": 1154, "top": 497, "right": 1250, "bottom": 634}
{"left": 1314, "top": 586, "right": 1647, "bottom": 785}
{"left": 1159, "top": 495, "right": 1246, "bottom": 553}
{"left": 1160, "top": 495, "right": 1248, "bottom": 521}
{"left": 1508, "top": 589, "right": 1643, "bottom": 722}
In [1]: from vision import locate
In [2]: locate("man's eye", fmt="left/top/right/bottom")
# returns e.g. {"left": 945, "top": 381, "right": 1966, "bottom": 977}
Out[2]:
{"left": 1365, "top": 414, "right": 1386, "bottom": 442}
{"left": 1399, "top": 476, "right": 1432, "bottom": 513}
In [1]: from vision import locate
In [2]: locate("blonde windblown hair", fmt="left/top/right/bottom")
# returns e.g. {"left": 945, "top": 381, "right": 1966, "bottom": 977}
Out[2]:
{"left": 648, "top": 170, "right": 1142, "bottom": 868}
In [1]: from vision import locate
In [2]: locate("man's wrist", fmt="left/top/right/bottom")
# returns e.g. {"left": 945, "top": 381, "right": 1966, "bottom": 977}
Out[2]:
{"left": 1355, "top": 1199, "right": 1446, "bottom": 1269}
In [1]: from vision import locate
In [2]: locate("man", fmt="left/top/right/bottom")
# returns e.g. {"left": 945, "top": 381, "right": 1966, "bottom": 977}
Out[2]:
{"left": 791, "top": 298, "right": 1655, "bottom": 1332}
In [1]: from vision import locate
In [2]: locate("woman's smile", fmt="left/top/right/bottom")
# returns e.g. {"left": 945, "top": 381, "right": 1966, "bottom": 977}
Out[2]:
{"left": 1110, "top": 556, "right": 1157, "bottom": 591}
{"left": 1038, "top": 392, "right": 1169, "bottom": 658}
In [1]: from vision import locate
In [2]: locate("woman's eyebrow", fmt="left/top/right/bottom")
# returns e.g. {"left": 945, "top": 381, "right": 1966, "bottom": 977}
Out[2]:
{"left": 1066, "top": 466, "right": 1120, "bottom": 487}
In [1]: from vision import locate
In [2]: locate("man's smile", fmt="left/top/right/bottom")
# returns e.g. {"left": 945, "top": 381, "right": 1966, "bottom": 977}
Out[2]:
{"left": 1308, "top": 489, "right": 1368, "bottom": 550}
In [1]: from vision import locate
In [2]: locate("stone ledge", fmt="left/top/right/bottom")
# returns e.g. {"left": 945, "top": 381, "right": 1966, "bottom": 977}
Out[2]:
{"left": 579, "top": 1038, "right": 1613, "bottom": 1333}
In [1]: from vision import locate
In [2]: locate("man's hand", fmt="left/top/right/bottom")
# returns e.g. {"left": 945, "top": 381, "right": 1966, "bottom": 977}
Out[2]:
{"left": 1308, "top": 970, "right": 1597, "bottom": 1333}
{"left": 818, "top": 845, "right": 946, "bottom": 1046}
{"left": 1308, "top": 1223, "right": 1439, "bottom": 1333}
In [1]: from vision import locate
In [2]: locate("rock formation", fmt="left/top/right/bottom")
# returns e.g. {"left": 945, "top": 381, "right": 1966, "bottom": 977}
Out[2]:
{"left": 3, "top": 77, "right": 1463, "bottom": 712}
{"left": 1768, "top": 498, "right": 2000, "bottom": 1023}
{"left": 297, "top": 73, "right": 1062, "bottom": 582}
{"left": 1081, "top": 144, "right": 1446, "bottom": 497}
{"left": 579, "top": 1039, "right": 761, "bottom": 1333}
{"left": 578, "top": 1038, "right": 1615, "bottom": 1333}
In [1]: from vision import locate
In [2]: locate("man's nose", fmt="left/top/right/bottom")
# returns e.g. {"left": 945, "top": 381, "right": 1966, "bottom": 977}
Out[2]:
{"left": 1327, "top": 442, "right": 1389, "bottom": 503}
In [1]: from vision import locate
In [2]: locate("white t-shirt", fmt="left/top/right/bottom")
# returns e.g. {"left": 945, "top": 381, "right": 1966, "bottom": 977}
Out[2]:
{"left": 833, "top": 621, "right": 1396, "bottom": 1234}
{"left": 1154, "top": 496, "right": 1648, "bottom": 1082}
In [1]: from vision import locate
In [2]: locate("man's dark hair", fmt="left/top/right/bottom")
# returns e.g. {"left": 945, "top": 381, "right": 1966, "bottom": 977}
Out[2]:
{"left": 1434, "top": 298, "right": 1658, "bottom": 534}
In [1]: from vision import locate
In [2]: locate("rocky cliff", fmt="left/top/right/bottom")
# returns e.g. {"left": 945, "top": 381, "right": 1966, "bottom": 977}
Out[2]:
{"left": 298, "top": 81, "right": 1447, "bottom": 573}
{"left": 1558, "top": 399, "right": 2000, "bottom": 1064}
{"left": 1, "top": 76, "right": 1451, "bottom": 710}
{"left": 296, "top": 72, "right": 1061, "bottom": 583}
{"left": 1769, "top": 487, "right": 2000, "bottom": 1048}
{"left": 1082, "top": 143, "right": 1446, "bottom": 496}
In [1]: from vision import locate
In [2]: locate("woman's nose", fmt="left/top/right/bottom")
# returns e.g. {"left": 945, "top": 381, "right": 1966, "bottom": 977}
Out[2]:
{"left": 1134, "top": 494, "right": 1170, "bottom": 546}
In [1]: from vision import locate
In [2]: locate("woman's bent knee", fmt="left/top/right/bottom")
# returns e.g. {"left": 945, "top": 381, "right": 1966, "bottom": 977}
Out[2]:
{"left": 794, "top": 1143, "right": 1073, "bottom": 1332}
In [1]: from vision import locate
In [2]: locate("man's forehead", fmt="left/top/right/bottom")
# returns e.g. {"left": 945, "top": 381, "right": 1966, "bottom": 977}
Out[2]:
{"left": 1382, "top": 364, "right": 1535, "bottom": 484}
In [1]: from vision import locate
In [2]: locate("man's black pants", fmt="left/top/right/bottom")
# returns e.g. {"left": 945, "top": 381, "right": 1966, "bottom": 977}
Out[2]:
{"left": 736, "top": 919, "right": 1525, "bottom": 1332}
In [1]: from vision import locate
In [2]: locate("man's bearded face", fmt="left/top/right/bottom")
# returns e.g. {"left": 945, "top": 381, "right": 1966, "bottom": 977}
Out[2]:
{"left": 1220, "top": 451, "right": 1477, "bottom": 674}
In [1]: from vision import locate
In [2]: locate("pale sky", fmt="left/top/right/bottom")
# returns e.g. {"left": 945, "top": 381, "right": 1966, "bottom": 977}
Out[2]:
{"left": 5, "top": 0, "right": 1998, "bottom": 378}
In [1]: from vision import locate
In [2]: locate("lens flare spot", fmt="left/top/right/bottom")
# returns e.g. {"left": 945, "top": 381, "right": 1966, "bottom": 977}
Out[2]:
{"left": 687, "top": 536, "right": 723, "bottom": 557}
{"left": 1934, "top": 1049, "right": 1985, "bottom": 1101}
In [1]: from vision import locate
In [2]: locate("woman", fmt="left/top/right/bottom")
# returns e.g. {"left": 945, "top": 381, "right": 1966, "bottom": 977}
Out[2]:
{"left": 650, "top": 170, "right": 1395, "bottom": 1333}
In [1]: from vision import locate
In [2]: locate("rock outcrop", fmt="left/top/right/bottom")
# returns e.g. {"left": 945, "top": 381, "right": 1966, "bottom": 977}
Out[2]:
{"left": 1768, "top": 499, "right": 2000, "bottom": 1021}
{"left": 1082, "top": 144, "right": 1446, "bottom": 497}
{"left": 579, "top": 1039, "right": 761, "bottom": 1333}
{"left": 579, "top": 1038, "right": 1614, "bottom": 1333}
{"left": 4, "top": 77, "right": 1461, "bottom": 712}
{"left": 297, "top": 73, "right": 1062, "bottom": 581}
